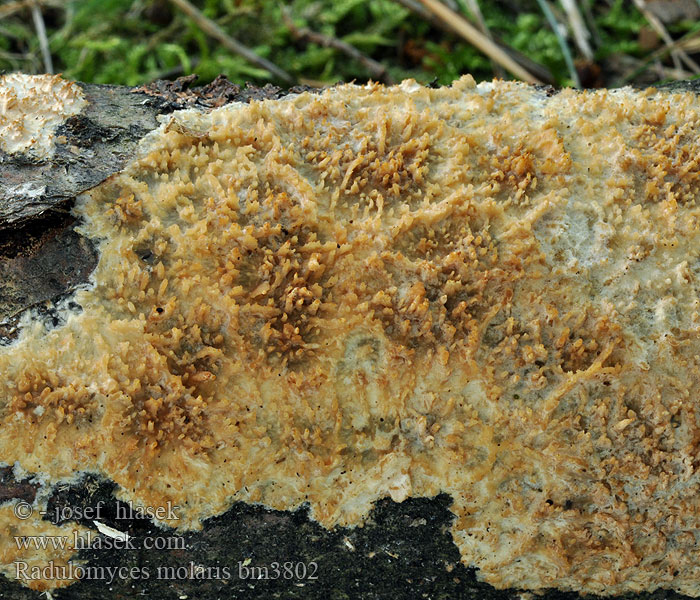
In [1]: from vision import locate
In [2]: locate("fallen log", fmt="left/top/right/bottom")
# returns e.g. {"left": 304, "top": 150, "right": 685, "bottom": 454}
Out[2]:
{"left": 2, "top": 72, "right": 700, "bottom": 600}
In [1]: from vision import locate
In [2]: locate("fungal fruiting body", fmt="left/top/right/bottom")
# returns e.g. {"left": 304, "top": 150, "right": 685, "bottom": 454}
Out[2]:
{"left": 0, "top": 73, "right": 85, "bottom": 158}
{"left": 3, "top": 75, "right": 700, "bottom": 595}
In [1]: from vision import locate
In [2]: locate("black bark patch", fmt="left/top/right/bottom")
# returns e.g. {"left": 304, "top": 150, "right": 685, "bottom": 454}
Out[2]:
{"left": 56, "top": 115, "right": 116, "bottom": 148}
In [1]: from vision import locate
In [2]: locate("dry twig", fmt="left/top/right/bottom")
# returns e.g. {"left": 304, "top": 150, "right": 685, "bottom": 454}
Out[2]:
{"left": 168, "top": 0, "right": 294, "bottom": 84}
{"left": 282, "top": 11, "right": 393, "bottom": 84}
{"left": 416, "top": 0, "right": 542, "bottom": 83}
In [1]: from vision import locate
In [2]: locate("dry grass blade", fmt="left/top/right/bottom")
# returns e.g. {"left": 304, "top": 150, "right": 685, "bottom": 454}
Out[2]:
{"left": 397, "top": 0, "right": 552, "bottom": 83}
{"left": 393, "top": 0, "right": 445, "bottom": 27}
{"left": 633, "top": 0, "right": 700, "bottom": 76}
{"left": 678, "top": 35, "right": 700, "bottom": 54}
{"left": 168, "top": 0, "right": 294, "bottom": 84}
{"left": 560, "top": 0, "right": 593, "bottom": 60}
{"left": 463, "top": 0, "right": 489, "bottom": 38}
{"left": 620, "top": 27, "right": 700, "bottom": 84}
{"left": 580, "top": 0, "right": 602, "bottom": 46}
{"left": 535, "top": 0, "right": 581, "bottom": 87}
{"left": 417, "top": 0, "right": 542, "bottom": 83}
{"left": 282, "top": 10, "right": 393, "bottom": 84}
{"left": 0, "top": 0, "right": 29, "bottom": 21}
{"left": 30, "top": 0, "right": 52, "bottom": 74}
{"left": 462, "top": 0, "right": 505, "bottom": 78}
{"left": 653, "top": 59, "right": 692, "bottom": 80}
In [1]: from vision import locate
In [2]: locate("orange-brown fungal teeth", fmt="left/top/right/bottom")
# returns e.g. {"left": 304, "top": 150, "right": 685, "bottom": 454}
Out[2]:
{"left": 3, "top": 76, "right": 700, "bottom": 595}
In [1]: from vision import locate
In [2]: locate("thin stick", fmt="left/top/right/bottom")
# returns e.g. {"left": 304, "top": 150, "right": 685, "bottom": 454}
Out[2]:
{"left": 632, "top": 0, "right": 700, "bottom": 75}
{"left": 30, "top": 0, "right": 52, "bottom": 74}
{"left": 417, "top": 0, "right": 542, "bottom": 83}
{"left": 282, "top": 12, "right": 393, "bottom": 84}
{"left": 168, "top": 0, "right": 294, "bottom": 84}
{"left": 535, "top": 0, "right": 581, "bottom": 88}
{"left": 560, "top": 0, "right": 593, "bottom": 60}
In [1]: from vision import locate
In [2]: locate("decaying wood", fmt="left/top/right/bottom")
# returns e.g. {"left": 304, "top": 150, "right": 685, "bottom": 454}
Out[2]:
{"left": 2, "top": 75, "right": 700, "bottom": 600}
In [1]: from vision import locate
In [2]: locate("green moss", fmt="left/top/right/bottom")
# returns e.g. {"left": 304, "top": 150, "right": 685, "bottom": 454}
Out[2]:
{"left": 0, "top": 1, "right": 697, "bottom": 97}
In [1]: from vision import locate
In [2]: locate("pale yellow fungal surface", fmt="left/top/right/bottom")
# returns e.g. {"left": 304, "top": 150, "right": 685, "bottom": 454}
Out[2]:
{"left": 0, "top": 73, "right": 85, "bottom": 158}
{"left": 3, "top": 76, "right": 700, "bottom": 594}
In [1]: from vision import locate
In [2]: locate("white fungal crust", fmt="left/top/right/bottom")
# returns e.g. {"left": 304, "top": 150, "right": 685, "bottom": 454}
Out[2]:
{"left": 0, "top": 73, "right": 85, "bottom": 158}
{"left": 3, "top": 76, "right": 700, "bottom": 595}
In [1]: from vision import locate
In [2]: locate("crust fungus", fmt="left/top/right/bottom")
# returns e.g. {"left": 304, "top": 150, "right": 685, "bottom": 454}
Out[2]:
{"left": 3, "top": 75, "right": 700, "bottom": 595}
{"left": 0, "top": 74, "right": 85, "bottom": 158}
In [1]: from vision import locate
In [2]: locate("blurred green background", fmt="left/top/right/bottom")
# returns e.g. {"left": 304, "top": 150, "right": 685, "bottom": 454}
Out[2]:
{"left": 1, "top": 0, "right": 700, "bottom": 89}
